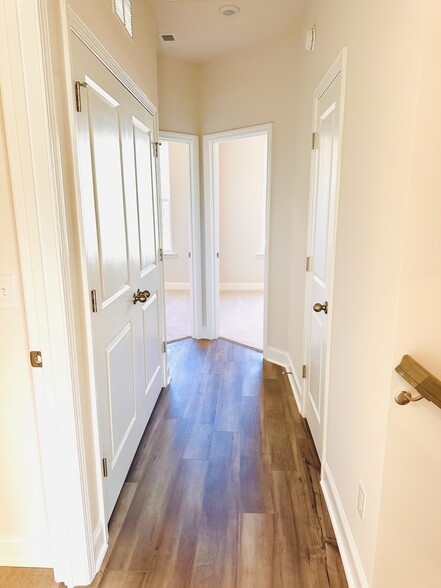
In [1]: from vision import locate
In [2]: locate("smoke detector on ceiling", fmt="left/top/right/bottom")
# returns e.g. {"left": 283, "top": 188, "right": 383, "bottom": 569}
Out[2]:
{"left": 158, "top": 33, "right": 177, "bottom": 48}
{"left": 219, "top": 5, "right": 240, "bottom": 17}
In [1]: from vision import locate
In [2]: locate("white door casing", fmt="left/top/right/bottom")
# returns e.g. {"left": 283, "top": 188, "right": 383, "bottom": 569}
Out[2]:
{"left": 72, "top": 34, "right": 163, "bottom": 519}
{"left": 304, "top": 51, "right": 347, "bottom": 462}
{"left": 203, "top": 124, "right": 272, "bottom": 350}
{"left": 159, "top": 132, "right": 202, "bottom": 339}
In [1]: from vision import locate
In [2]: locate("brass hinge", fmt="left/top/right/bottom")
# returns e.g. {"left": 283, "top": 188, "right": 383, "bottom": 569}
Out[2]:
{"left": 30, "top": 351, "right": 43, "bottom": 368}
{"left": 102, "top": 458, "right": 108, "bottom": 478}
{"left": 312, "top": 132, "right": 320, "bottom": 150}
{"left": 162, "top": 341, "right": 167, "bottom": 353}
{"left": 302, "top": 365, "right": 307, "bottom": 379}
{"left": 153, "top": 141, "right": 162, "bottom": 158}
{"left": 159, "top": 248, "right": 163, "bottom": 262}
{"left": 306, "top": 257, "right": 312, "bottom": 272}
{"left": 75, "top": 81, "right": 87, "bottom": 113}
{"left": 91, "top": 289, "right": 98, "bottom": 313}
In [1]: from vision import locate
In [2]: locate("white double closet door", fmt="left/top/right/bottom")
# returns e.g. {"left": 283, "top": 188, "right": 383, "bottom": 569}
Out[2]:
{"left": 73, "top": 34, "right": 163, "bottom": 519}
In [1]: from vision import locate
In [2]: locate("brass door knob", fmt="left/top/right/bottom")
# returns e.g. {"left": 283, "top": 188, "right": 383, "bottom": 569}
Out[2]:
{"left": 313, "top": 301, "right": 328, "bottom": 314}
{"left": 133, "top": 289, "right": 151, "bottom": 304}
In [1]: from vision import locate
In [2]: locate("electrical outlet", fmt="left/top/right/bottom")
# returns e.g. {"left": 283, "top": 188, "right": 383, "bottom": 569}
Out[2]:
{"left": 357, "top": 482, "right": 366, "bottom": 522}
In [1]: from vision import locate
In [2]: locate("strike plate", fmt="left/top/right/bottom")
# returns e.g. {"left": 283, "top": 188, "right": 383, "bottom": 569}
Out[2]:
{"left": 30, "top": 351, "right": 43, "bottom": 368}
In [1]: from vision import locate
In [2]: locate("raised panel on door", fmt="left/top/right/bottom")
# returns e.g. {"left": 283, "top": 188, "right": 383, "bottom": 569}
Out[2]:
{"left": 105, "top": 323, "right": 136, "bottom": 464}
{"left": 132, "top": 117, "right": 157, "bottom": 275}
{"left": 87, "top": 80, "right": 130, "bottom": 305}
{"left": 305, "top": 68, "right": 343, "bottom": 461}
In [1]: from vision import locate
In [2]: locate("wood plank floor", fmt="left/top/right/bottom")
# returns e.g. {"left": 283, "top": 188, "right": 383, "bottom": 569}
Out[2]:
{"left": 0, "top": 338, "right": 348, "bottom": 588}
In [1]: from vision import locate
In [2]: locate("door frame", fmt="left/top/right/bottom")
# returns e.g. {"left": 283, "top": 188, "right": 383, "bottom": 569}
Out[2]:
{"left": 302, "top": 49, "right": 347, "bottom": 464}
{"left": 0, "top": 2, "right": 166, "bottom": 586}
{"left": 203, "top": 124, "right": 273, "bottom": 352}
{"left": 159, "top": 131, "right": 202, "bottom": 339}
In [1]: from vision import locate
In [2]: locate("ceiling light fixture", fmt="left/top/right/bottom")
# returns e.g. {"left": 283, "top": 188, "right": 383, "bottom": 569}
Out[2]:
{"left": 219, "top": 5, "right": 240, "bottom": 17}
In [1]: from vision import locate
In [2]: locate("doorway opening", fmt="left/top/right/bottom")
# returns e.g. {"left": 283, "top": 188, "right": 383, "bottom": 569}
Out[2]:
{"left": 159, "top": 132, "right": 201, "bottom": 343}
{"left": 204, "top": 124, "right": 272, "bottom": 351}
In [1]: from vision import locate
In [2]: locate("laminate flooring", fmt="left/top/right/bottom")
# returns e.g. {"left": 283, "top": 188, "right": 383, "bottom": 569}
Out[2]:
{"left": 0, "top": 338, "right": 348, "bottom": 588}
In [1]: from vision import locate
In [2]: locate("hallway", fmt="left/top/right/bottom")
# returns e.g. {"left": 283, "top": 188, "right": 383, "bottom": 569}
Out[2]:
{"left": 0, "top": 339, "right": 347, "bottom": 588}
{"left": 91, "top": 338, "right": 347, "bottom": 587}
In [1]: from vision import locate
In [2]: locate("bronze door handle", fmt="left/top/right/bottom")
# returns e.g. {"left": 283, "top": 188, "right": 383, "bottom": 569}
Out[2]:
{"left": 313, "top": 301, "right": 328, "bottom": 314}
{"left": 133, "top": 289, "right": 151, "bottom": 304}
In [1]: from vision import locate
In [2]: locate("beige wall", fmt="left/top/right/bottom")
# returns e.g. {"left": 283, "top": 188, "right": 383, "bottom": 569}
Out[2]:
{"left": 219, "top": 136, "right": 265, "bottom": 286}
{"left": 157, "top": 56, "right": 200, "bottom": 135}
{"left": 287, "top": 0, "right": 439, "bottom": 585}
{"left": 0, "top": 98, "right": 50, "bottom": 561}
{"left": 373, "top": 3, "right": 441, "bottom": 586}
{"left": 163, "top": 141, "right": 191, "bottom": 285}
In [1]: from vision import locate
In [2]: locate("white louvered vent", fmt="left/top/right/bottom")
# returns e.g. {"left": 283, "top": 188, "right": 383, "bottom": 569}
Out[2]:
{"left": 114, "top": 0, "right": 133, "bottom": 37}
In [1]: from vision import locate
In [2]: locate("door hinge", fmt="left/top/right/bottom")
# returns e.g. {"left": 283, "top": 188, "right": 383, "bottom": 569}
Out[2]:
{"left": 162, "top": 341, "right": 167, "bottom": 353}
{"left": 302, "top": 365, "right": 307, "bottom": 379}
{"left": 30, "top": 351, "right": 43, "bottom": 368}
{"left": 153, "top": 141, "right": 161, "bottom": 158}
{"left": 75, "top": 81, "right": 87, "bottom": 113}
{"left": 312, "top": 132, "right": 320, "bottom": 150}
{"left": 102, "top": 458, "right": 108, "bottom": 478}
{"left": 159, "top": 247, "right": 163, "bottom": 262}
{"left": 91, "top": 289, "right": 98, "bottom": 313}
{"left": 188, "top": 252, "right": 191, "bottom": 259}
{"left": 306, "top": 256, "right": 312, "bottom": 272}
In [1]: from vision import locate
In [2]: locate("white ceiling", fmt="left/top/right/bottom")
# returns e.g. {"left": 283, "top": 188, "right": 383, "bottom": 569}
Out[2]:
{"left": 153, "top": 0, "right": 307, "bottom": 63}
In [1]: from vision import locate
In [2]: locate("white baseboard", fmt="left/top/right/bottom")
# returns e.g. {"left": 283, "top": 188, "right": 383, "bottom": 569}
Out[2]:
{"left": 287, "top": 352, "right": 303, "bottom": 415}
{"left": 220, "top": 283, "right": 264, "bottom": 291}
{"left": 265, "top": 347, "right": 303, "bottom": 414}
{"left": 0, "top": 534, "right": 52, "bottom": 567}
{"left": 165, "top": 282, "right": 189, "bottom": 290}
{"left": 265, "top": 345, "right": 290, "bottom": 367}
{"left": 93, "top": 521, "right": 108, "bottom": 574}
{"left": 321, "top": 463, "right": 369, "bottom": 588}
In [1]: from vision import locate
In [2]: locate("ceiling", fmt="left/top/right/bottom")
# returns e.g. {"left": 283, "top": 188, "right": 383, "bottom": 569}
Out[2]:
{"left": 152, "top": 0, "right": 307, "bottom": 63}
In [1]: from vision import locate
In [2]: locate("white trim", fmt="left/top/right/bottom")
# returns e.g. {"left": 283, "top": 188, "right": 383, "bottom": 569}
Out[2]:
{"left": 165, "top": 282, "right": 190, "bottom": 290}
{"left": 163, "top": 251, "right": 177, "bottom": 258}
{"left": 0, "top": 1, "right": 98, "bottom": 585}
{"left": 220, "top": 283, "right": 264, "bottom": 291}
{"left": 302, "top": 49, "right": 348, "bottom": 464}
{"left": 0, "top": 535, "right": 52, "bottom": 568}
{"left": 67, "top": 7, "right": 155, "bottom": 115}
{"left": 265, "top": 346, "right": 290, "bottom": 368}
{"left": 203, "top": 123, "right": 273, "bottom": 348}
{"left": 256, "top": 252, "right": 265, "bottom": 259}
{"left": 321, "top": 464, "right": 369, "bottom": 588}
{"left": 160, "top": 131, "right": 202, "bottom": 339}
{"left": 92, "top": 522, "right": 108, "bottom": 574}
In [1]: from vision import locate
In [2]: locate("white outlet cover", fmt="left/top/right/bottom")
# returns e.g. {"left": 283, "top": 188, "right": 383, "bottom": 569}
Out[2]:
{"left": 0, "top": 274, "right": 18, "bottom": 309}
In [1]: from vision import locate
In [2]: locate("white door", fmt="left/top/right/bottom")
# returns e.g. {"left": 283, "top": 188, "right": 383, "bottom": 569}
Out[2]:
{"left": 72, "top": 35, "right": 163, "bottom": 519}
{"left": 304, "top": 64, "right": 344, "bottom": 460}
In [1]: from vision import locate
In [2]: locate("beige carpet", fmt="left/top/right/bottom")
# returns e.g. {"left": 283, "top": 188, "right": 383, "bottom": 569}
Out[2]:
{"left": 165, "top": 289, "right": 264, "bottom": 350}
{"left": 165, "top": 290, "right": 191, "bottom": 342}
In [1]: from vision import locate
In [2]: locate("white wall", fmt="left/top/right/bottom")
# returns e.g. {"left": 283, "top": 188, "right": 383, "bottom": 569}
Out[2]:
{"left": 219, "top": 136, "right": 265, "bottom": 286}
{"left": 0, "top": 97, "right": 50, "bottom": 565}
{"left": 163, "top": 141, "right": 191, "bottom": 286}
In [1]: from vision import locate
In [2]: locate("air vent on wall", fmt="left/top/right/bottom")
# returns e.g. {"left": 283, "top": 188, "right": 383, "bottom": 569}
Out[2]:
{"left": 158, "top": 33, "right": 177, "bottom": 48}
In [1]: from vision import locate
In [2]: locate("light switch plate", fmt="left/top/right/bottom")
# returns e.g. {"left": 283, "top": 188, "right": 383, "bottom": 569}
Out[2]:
{"left": 0, "top": 274, "right": 18, "bottom": 309}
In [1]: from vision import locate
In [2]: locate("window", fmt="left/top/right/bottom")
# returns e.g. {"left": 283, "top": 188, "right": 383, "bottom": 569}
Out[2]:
{"left": 159, "top": 142, "right": 173, "bottom": 252}
{"left": 114, "top": 0, "right": 133, "bottom": 37}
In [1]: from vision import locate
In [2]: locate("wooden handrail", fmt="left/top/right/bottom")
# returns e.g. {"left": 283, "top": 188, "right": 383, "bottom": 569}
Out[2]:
{"left": 395, "top": 355, "right": 441, "bottom": 409}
